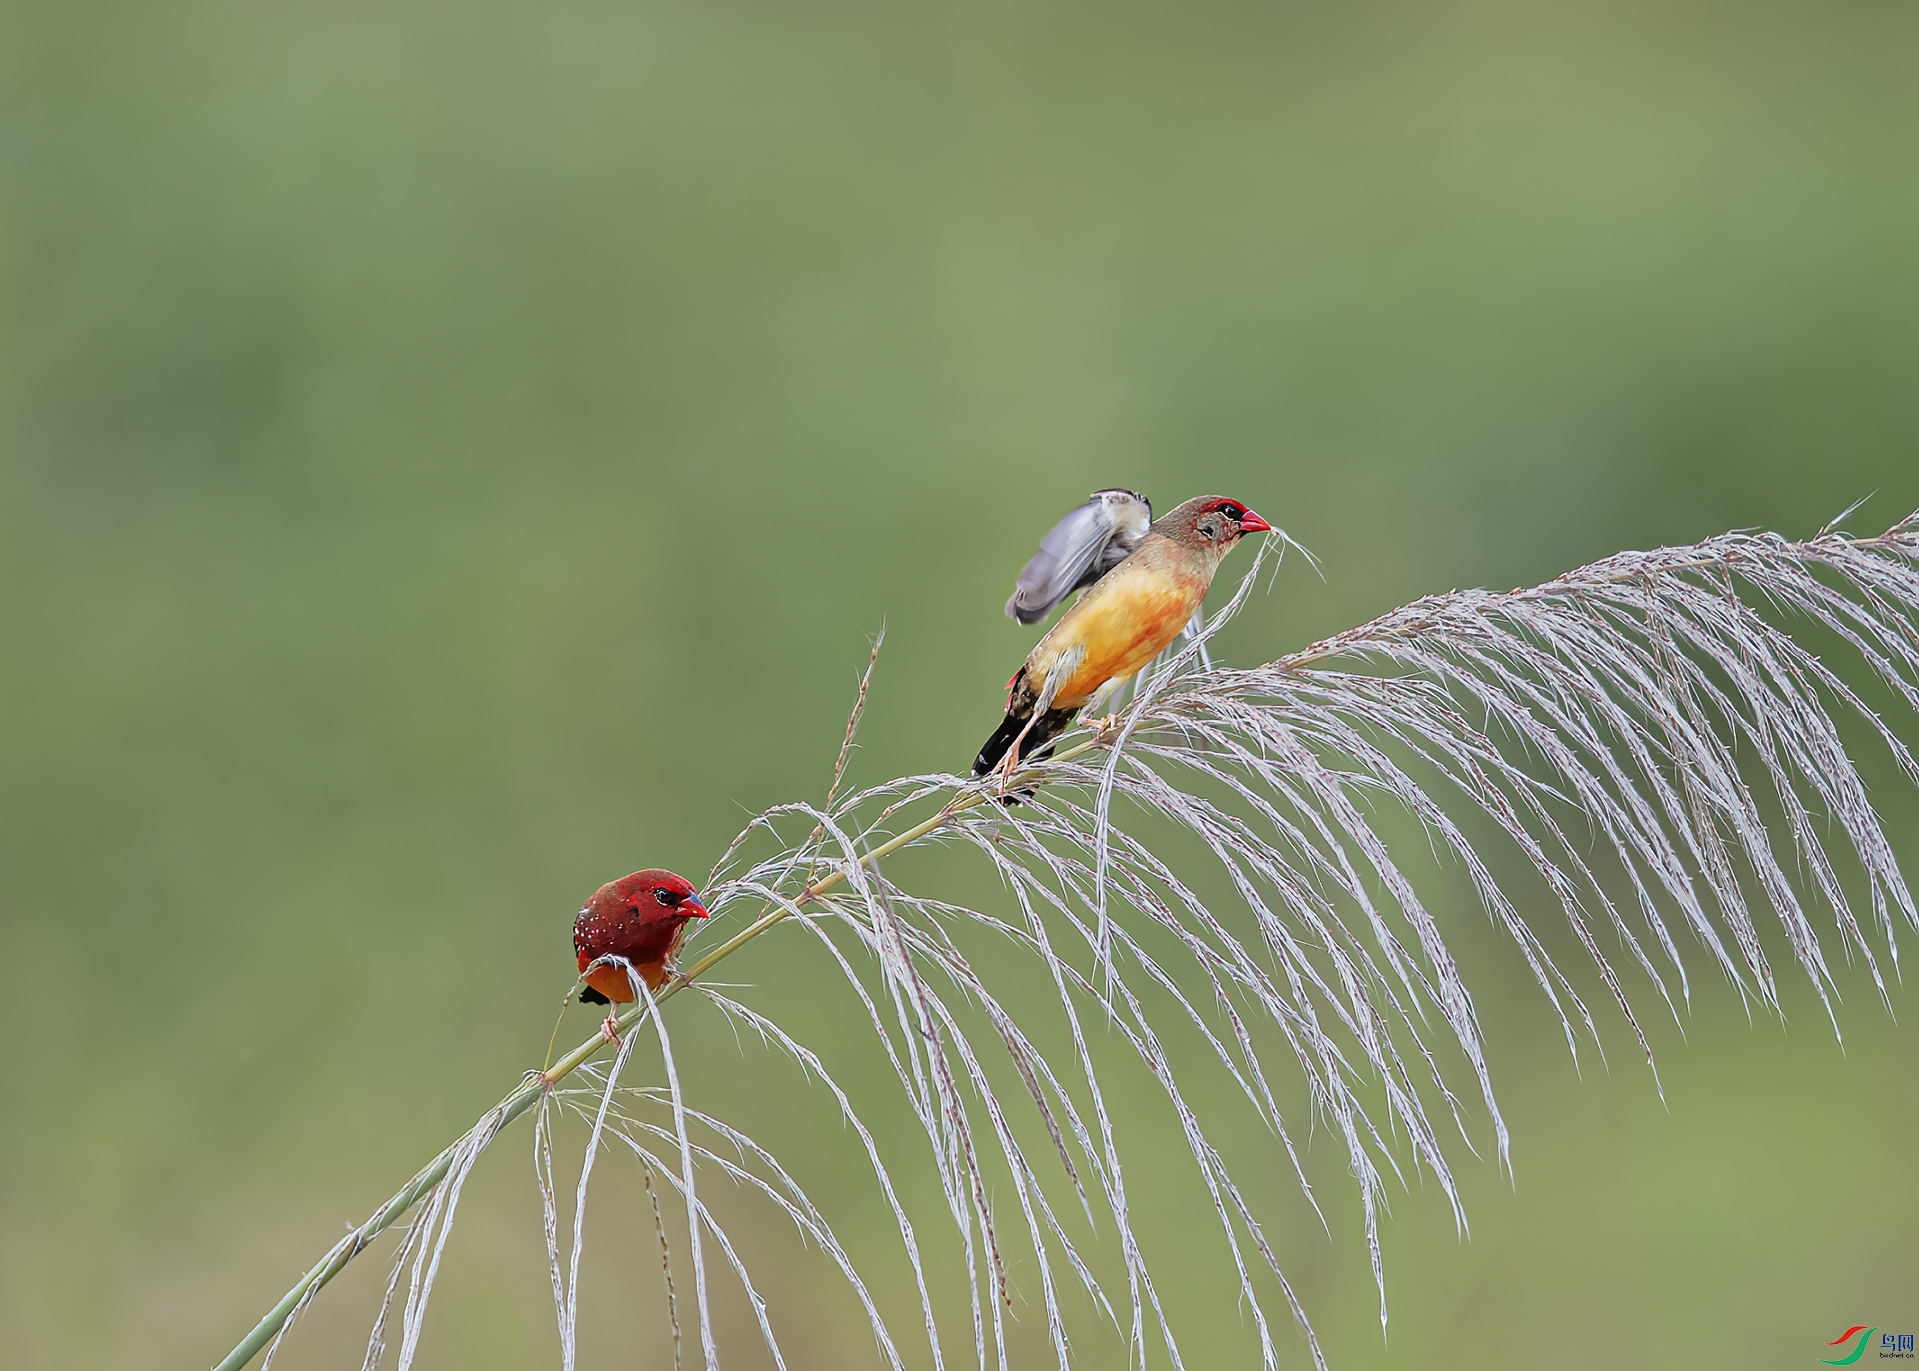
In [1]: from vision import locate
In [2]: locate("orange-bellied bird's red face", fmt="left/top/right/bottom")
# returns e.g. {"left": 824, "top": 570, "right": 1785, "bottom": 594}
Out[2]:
{"left": 974, "top": 493, "right": 1270, "bottom": 778}
{"left": 573, "top": 869, "right": 709, "bottom": 1004}
{"left": 1163, "top": 496, "right": 1271, "bottom": 549}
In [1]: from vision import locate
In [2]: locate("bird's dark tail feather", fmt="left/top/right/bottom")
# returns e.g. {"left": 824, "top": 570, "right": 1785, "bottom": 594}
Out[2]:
{"left": 580, "top": 985, "right": 610, "bottom": 1005}
{"left": 973, "top": 706, "right": 1077, "bottom": 778}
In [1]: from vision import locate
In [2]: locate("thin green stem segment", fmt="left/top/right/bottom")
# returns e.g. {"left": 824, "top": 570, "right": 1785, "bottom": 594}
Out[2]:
{"left": 211, "top": 741, "right": 1100, "bottom": 1371}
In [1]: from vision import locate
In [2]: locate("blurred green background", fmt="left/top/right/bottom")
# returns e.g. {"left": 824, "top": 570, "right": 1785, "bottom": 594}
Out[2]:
{"left": 5, "top": 1, "right": 1919, "bottom": 1367}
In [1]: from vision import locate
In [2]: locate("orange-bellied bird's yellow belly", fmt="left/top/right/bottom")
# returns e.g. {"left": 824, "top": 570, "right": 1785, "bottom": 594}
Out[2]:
{"left": 1027, "top": 551, "right": 1205, "bottom": 709}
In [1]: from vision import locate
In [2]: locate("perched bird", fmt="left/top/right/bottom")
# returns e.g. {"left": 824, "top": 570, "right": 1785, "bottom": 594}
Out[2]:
{"left": 1004, "top": 489, "right": 1154, "bottom": 625}
{"left": 573, "top": 869, "right": 709, "bottom": 1038}
{"left": 975, "top": 495, "right": 1270, "bottom": 778}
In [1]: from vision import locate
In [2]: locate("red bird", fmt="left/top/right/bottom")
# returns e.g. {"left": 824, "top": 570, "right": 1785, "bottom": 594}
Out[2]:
{"left": 573, "top": 869, "right": 709, "bottom": 1035}
{"left": 975, "top": 494, "right": 1269, "bottom": 777}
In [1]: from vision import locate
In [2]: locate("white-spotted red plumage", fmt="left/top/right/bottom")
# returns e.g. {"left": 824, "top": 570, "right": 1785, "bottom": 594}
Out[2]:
{"left": 573, "top": 869, "right": 709, "bottom": 1003}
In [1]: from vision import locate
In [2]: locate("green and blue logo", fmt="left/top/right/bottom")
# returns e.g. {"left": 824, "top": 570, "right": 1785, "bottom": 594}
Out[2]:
{"left": 1821, "top": 1326, "right": 1916, "bottom": 1363}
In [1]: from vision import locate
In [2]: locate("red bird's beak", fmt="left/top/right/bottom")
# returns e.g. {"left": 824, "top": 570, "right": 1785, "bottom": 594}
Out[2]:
{"left": 685, "top": 898, "right": 711, "bottom": 920}
{"left": 1239, "top": 509, "right": 1272, "bottom": 533}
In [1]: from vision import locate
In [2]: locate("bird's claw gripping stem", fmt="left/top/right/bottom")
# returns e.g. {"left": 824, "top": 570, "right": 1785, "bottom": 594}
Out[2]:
{"left": 600, "top": 1015, "right": 623, "bottom": 1047}
{"left": 994, "top": 743, "right": 1026, "bottom": 798}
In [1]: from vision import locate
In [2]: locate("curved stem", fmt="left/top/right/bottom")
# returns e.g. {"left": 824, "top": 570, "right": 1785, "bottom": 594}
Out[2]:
{"left": 212, "top": 740, "right": 1102, "bottom": 1371}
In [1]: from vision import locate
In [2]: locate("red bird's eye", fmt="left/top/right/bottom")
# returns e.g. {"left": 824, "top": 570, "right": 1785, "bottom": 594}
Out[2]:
{"left": 1222, "top": 505, "right": 1242, "bottom": 521}
{"left": 653, "top": 887, "right": 680, "bottom": 907}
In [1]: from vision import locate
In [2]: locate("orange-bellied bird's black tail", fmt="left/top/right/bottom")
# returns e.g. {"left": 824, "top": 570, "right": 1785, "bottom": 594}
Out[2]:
{"left": 973, "top": 704, "right": 1077, "bottom": 776}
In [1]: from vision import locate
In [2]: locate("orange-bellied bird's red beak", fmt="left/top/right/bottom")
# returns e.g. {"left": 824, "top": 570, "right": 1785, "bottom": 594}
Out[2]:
{"left": 684, "top": 895, "right": 711, "bottom": 919}
{"left": 1239, "top": 509, "right": 1271, "bottom": 533}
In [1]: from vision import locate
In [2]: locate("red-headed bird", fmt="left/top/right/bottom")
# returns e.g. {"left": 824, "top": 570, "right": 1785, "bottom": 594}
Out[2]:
{"left": 975, "top": 495, "right": 1269, "bottom": 777}
{"left": 574, "top": 869, "right": 709, "bottom": 1036}
{"left": 1004, "top": 489, "right": 1153, "bottom": 625}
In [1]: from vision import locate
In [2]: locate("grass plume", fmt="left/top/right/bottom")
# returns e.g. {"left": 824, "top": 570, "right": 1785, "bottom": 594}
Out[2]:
{"left": 220, "top": 511, "right": 1919, "bottom": 1371}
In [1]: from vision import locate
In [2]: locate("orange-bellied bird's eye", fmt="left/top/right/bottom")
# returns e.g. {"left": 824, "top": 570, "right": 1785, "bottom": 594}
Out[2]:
{"left": 654, "top": 887, "right": 681, "bottom": 907}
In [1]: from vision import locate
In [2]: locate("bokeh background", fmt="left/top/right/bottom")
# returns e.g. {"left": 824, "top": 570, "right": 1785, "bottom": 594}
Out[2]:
{"left": 5, "top": 1, "right": 1919, "bottom": 1368}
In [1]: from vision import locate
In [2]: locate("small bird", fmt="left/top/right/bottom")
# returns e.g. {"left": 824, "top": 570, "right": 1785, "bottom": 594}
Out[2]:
{"left": 573, "top": 869, "right": 709, "bottom": 1039}
{"left": 975, "top": 495, "right": 1270, "bottom": 778}
{"left": 1005, "top": 489, "right": 1154, "bottom": 625}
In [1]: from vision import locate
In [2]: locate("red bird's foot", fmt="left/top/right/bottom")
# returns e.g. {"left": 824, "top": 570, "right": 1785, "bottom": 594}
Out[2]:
{"left": 600, "top": 1015, "right": 623, "bottom": 1047}
{"left": 1090, "top": 714, "right": 1123, "bottom": 743}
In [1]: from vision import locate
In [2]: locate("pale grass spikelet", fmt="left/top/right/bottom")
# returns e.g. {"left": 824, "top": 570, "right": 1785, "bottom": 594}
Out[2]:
{"left": 224, "top": 510, "right": 1919, "bottom": 1371}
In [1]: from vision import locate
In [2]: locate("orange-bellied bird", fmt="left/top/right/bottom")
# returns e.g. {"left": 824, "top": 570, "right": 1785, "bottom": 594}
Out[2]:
{"left": 1004, "top": 489, "right": 1153, "bottom": 625}
{"left": 974, "top": 494, "right": 1269, "bottom": 777}
{"left": 574, "top": 869, "right": 709, "bottom": 1033}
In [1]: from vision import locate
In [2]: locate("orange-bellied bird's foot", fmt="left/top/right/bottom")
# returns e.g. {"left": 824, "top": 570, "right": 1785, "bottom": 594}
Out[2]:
{"left": 997, "top": 740, "right": 1029, "bottom": 789}
{"left": 600, "top": 1015, "right": 623, "bottom": 1047}
{"left": 1089, "top": 713, "right": 1123, "bottom": 743}
{"left": 989, "top": 741, "right": 1038, "bottom": 807}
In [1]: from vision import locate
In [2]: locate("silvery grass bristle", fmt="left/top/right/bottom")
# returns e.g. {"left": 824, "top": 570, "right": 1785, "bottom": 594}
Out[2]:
{"left": 221, "top": 510, "right": 1919, "bottom": 1371}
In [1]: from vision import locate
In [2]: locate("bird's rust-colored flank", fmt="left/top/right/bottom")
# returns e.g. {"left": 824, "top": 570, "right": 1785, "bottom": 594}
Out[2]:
{"left": 975, "top": 495, "right": 1271, "bottom": 777}
{"left": 572, "top": 869, "right": 709, "bottom": 1003}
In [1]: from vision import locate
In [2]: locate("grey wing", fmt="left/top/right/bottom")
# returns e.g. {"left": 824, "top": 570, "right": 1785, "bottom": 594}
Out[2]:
{"left": 1093, "top": 537, "right": 1136, "bottom": 579}
{"left": 1004, "top": 500, "right": 1118, "bottom": 624}
{"left": 1092, "top": 490, "right": 1152, "bottom": 577}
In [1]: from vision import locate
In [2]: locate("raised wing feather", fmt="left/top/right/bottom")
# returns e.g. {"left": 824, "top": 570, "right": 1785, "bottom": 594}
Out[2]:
{"left": 1005, "top": 499, "right": 1116, "bottom": 624}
